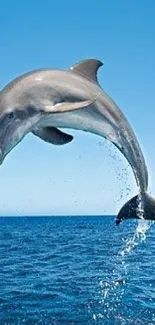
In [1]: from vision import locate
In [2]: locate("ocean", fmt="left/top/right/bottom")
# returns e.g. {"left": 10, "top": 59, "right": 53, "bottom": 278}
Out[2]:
{"left": 0, "top": 216, "right": 154, "bottom": 325}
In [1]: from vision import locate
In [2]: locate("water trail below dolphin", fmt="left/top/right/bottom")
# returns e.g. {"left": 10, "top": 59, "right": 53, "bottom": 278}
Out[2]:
{"left": 120, "top": 221, "right": 152, "bottom": 258}
{"left": 93, "top": 201, "right": 153, "bottom": 322}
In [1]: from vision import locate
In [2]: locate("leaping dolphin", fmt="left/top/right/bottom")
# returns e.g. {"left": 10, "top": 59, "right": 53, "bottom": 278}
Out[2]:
{"left": 0, "top": 58, "right": 154, "bottom": 224}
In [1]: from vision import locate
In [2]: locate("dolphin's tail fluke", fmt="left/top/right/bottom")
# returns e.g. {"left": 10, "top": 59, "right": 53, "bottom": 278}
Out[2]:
{"left": 116, "top": 193, "right": 155, "bottom": 225}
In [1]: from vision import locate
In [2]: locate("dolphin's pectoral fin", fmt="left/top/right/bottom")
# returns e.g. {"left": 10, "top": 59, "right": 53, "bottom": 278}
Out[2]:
{"left": 44, "top": 98, "right": 96, "bottom": 113}
{"left": 32, "top": 127, "right": 73, "bottom": 145}
{"left": 70, "top": 59, "right": 103, "bottom": 87}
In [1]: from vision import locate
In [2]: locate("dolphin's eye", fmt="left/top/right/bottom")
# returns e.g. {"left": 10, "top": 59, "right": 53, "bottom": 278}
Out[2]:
{"left": 7, "top": 112, "right": 14, "bottom": 119}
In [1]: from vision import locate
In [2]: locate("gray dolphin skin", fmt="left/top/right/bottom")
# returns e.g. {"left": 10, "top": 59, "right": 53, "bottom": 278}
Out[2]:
{"left": 0, "top": 58, "right": 155, "bottom": 224}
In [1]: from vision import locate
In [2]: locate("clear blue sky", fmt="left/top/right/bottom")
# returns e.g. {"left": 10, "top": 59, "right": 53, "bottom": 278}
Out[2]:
{"left": 0, "top": 0, "right": 154, "bottom": 215}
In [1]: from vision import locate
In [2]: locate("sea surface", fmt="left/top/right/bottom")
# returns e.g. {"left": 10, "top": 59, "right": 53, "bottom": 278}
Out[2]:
{"left": 0, "top": 216, "right": 155, "bottom": 325}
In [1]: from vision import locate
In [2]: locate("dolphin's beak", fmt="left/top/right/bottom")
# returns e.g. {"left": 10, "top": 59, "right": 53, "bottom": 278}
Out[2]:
{"left": 0, "top": 126, "right": 10, "bottom": 164}
{"left": 0, "top": 122, "right": 22, "bottom": 164}
{"left": 0, "top": 149, "right": 4, "bottom": 165}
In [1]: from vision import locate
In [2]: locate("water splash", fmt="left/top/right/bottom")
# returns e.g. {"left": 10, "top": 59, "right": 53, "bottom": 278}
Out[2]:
{"left": 93, "top": 197, "right": 153, "bottom": 322}
{"left": 119, "top": 220, "right": 151, "bottom": 258}
{"left": 92, "top": 275, "right": 126, "bottom": 322}
{"left": 120, "top": 193, "right": 152, "bottom": 258}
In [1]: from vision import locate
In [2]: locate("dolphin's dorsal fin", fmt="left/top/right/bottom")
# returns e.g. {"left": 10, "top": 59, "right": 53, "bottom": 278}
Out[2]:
{"left": 70, "top": 59, "right": 103, "bottom": 87}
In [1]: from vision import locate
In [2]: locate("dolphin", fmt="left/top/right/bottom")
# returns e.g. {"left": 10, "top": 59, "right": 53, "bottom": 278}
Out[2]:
{"left": 0, "top": 58, "right": 155, "bottom": 224}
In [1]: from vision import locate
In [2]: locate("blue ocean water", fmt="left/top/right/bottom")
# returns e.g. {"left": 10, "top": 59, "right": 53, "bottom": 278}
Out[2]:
{"left": 0, "top": 216, "right": 154, "bottom": 325}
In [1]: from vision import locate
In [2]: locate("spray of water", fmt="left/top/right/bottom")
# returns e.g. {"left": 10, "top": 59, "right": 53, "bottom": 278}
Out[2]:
{"left": 93, "top": 194, "right": 153, "bottom": 322}
{"left": 120, "top": 194, "right": 152, "bottom": 258}
{"left": 120, "top": 219, "right": 152, "bottom": 258}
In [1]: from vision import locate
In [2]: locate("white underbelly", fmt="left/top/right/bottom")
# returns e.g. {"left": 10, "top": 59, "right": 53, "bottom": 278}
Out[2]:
{"left": 40, "top": 108, "right": 120, "bottom": 146}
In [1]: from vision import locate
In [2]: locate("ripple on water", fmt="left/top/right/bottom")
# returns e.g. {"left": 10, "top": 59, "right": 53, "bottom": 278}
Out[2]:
{"left": 0, "top": 216, "right": 154, "bottom": 324}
